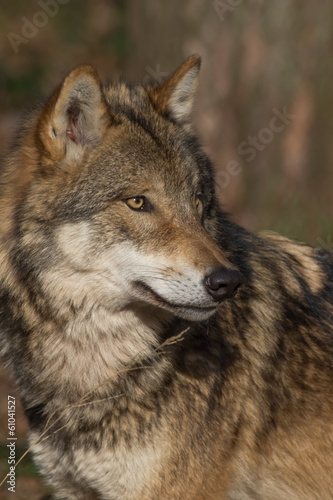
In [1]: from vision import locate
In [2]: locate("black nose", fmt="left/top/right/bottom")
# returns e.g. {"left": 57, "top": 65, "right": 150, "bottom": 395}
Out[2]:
{"left": 204, "top": 268, "right": 243, "bottom": 301}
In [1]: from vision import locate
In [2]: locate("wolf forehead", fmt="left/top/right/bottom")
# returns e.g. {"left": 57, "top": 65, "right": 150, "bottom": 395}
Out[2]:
{"left": 77, "top": 107, "right": 203, "bottom": 196}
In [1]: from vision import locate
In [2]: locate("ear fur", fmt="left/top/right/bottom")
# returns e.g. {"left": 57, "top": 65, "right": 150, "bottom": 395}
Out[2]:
{"left": 147, "top": 55, "right": 201, "bottom": 127}
{"left": 38, "top": 65, "right": 109, "bottom": 163}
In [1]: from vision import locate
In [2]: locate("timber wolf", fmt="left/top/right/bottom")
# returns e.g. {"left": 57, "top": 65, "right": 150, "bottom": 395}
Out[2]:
{"left": 0, "top": 56, "right": 332, "bottom": 500}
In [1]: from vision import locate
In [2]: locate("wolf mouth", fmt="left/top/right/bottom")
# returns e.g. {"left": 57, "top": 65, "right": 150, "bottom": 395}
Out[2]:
{"left": 132, "top": 281, "right": 218, "bottom": 314}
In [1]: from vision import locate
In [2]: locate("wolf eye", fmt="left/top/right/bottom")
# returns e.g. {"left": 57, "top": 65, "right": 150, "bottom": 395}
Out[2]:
{"left": 195, "top": 195, "right": 204, "bottom": 217}
{"left": 124, "top": 196, "right": 151, "bottom": 212}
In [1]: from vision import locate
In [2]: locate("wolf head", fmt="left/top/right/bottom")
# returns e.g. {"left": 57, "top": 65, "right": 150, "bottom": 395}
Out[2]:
{"left": 6, "top": 57, "right": 242, "bottom": 324}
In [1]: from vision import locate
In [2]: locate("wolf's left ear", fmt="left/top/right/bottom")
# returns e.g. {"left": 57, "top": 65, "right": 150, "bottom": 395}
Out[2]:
{"left": 147, "top": 55, "right": 201, "bottom": 127}
{"left": 38, "top": 65, "right": 109, "bottom": 163}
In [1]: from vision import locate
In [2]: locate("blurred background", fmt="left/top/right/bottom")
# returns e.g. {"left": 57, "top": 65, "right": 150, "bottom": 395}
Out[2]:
{"left": 0, "top": 0, "right": 332, "bottom": 497}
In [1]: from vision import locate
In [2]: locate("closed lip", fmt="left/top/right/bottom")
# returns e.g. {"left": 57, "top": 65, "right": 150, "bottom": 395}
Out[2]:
{"left": 132, "top": 281, "right": 218, "bottom": 313}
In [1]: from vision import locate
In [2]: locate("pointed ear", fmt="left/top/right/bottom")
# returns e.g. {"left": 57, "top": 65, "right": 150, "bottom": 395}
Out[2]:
{"left": 147, "top": 55, "right": 201, "bottom": 127}
{"left": 38, "top": 65, "right": 109, "bottom": 163}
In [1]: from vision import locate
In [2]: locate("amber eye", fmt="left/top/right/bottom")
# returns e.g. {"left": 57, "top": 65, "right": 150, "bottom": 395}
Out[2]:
{"left": 125, "top": 197, "right": 145, "bottom": 210}
{"left": 124, "top": 196, "right": 152, "bottom": 212}
{"left": 195, "top": 195, "right": 204, "bottom": 217}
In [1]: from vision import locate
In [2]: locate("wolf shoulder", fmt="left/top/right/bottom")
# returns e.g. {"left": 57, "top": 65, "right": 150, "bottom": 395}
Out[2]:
{"left": 258, "top": 231, "right": 333, "bottom": 291}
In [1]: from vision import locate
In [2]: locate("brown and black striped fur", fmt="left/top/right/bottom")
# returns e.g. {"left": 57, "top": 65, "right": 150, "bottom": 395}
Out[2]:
{"left": 0, "top": 57, "right": 332, "bottom": 499}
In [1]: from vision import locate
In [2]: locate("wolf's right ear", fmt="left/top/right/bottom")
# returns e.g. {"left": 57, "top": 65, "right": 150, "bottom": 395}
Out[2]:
{"left": 38, "top": 65, "right": 109, "bottom": 164}
{"left": 147, "top": 55, "right": 201, "bottom": 128}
